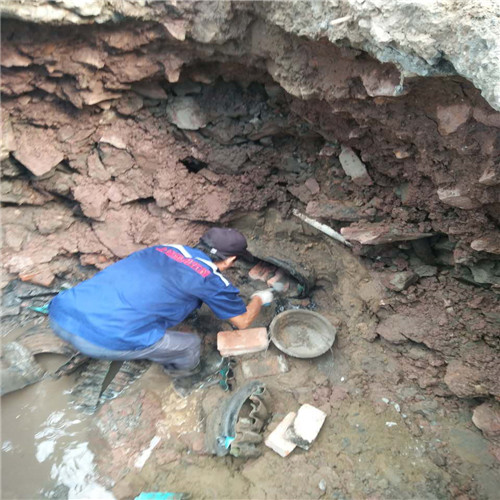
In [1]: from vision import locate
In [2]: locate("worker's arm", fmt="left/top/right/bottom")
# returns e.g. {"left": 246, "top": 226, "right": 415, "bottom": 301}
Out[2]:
{"left": 228, "top": 290, "right": 273, "bottom": 329}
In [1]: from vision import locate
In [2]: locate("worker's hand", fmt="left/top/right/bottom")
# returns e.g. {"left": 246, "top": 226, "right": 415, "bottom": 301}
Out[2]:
{"left": 251, "top": 290, "right": 274, "bottom": 306}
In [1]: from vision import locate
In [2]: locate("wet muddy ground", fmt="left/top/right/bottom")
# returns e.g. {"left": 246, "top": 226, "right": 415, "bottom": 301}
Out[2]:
{"left": 2, "top": 211, "right": 499, "bottom": 499}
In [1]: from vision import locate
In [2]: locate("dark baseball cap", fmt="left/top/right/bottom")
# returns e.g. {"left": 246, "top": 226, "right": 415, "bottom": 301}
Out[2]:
{"left": 200, "top": 227, "right": 254, "bottom": 261}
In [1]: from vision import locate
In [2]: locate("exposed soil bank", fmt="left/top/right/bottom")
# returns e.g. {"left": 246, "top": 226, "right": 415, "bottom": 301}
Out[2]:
{"left": 1, "top": 1, "right": 500, "bottom": 498}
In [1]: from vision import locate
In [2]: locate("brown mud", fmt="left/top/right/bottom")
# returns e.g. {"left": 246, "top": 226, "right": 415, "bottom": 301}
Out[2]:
{"left": 2, "top": 211, "right": 500, "bottom": 499}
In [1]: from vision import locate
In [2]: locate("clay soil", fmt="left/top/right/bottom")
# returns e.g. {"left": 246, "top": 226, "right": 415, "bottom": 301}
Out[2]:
{"left": 2, "top": 210, "right": 500, "bottom": 500}
{"left": 1, "top": 12, "right": 500, "bottom": 500}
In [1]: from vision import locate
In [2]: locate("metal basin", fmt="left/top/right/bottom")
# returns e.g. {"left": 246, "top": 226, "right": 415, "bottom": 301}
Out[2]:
{"left": 269, "top": 310, "right": 336, "bottom": 358}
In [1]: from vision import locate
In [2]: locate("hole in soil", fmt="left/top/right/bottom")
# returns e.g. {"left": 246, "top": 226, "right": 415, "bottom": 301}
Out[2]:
{"left": 180, "top": 156, "right": 208, "bottom": 173}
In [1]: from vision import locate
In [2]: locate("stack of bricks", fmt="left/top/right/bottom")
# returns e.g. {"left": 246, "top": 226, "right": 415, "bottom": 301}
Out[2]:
{"left": 248, "top": 262, "right": 290, "bottom": 292}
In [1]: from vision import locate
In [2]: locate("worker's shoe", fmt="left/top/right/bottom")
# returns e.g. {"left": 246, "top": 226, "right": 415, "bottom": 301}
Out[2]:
{"left": 172, "top": 350, "right": 226, "bottom": 397}
{"left": 164, "top": 362, "right": 200, "bottom": 378}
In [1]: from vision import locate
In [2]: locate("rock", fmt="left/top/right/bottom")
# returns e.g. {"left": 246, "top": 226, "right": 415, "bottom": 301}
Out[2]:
{"left": 0, "top": 305, "right": 21, "bottom": 317}
{"left": 166, "top": 97, "right": 209, "bottom": 130}
{"left": 87, "top": 150, "right": 111, "bottom": 182}
{"left": 304, "top": 177, "right": 320, "bottom": 195}
{"left": 98, "top": 144, "right": 135, "bottom": 176}
{"left": 381, "top": 271, "right": 418, "bottom": 291}
{"left": 116, "top": 94, "right": 144, "bottom": 115}
{"left": 163, "top": 18, "right": 188, "bottom": 41}
{"left": 241, "top": 355, "right": 289, "bottom": 379}
{"left": 444, "top": 361, "right": 490, "bottom": 398}
{"left": 471, "top": 235, "right": 500, "bottom": 255}
{"left": 1, "top": 116, "right": 16, "bottom": 161}
{"left": 472, "top": 402, "right": 500, "bottom": 438}
{"left": 132, "top": 81, "right": 168, "bottom": 100}
{"left": 12, "top": 126, "right": 64, "bottom": 176}
{"left": 435, "top": 103, "right": 471, "bottom": 135}
{"left": 437, "top": 187, "right": 481, "bottom": 210}
{"left": 286, "top": 404, "right": 327, "bottom": 450}
{"left": 72, "top": 184, "right": 109, "bottom": 220}
{"left": 1, "top": 44, "right": 32, "bottom": 67}
{"left": 468, "top": 261, "right": 500, "bottom": 286}
{"left": 478, "top": 164, "right": 500, "bottom": 186}
{"left": 217, "top": 328, "right": 269, "bottom": 357}
{"left": 341, "top": 222, "right": 432, "bottom": 245}
{"left": 473, "top": 106, "right": 500, "bottom": 128}
{"left": 413, "top": 264, "right": 438, "bottom": 278}
{"left": 338, "top": 145, "right": 373, "bottom": 186}
{"left": 306, "top": 199, "right": 368, "bottom": 222}
{"left": 19, "top": 266, "right": 55, "bottom": 287}
{"left": 265, "top": 412, "right": 297, "bottom": 457}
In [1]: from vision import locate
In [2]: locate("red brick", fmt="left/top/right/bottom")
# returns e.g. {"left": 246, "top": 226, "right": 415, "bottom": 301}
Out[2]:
{"left": 217, "top": 327, "right": 269, "bottom": 356}
{"left": 248, "top": 262, "right": 277, "bottom": 282}
{"left": 266, "top": 269, "right": 290, "bottom": 292}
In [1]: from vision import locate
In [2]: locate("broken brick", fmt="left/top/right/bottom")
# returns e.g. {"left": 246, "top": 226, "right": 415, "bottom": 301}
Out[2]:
{"left": 265, "top": 412, "right": 297, "bottom": 457}
{"left": 217, "top": 327, "right": 269, "bottom": 357}
{"left": 241, "top": 355, "right": 289, "bottom": 379}
{"left": 286, "top": 404, "right": 327, "bottom": 450}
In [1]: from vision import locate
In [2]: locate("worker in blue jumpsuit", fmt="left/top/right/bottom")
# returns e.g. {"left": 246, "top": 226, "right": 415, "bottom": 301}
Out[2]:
{"left": 49, "top": 228, "right": 273, "bottom": 375}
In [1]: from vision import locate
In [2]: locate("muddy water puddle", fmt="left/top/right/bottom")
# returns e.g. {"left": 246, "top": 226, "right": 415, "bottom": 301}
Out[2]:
{"left": 1, "top": 339, "right": 114, "bottom": 499}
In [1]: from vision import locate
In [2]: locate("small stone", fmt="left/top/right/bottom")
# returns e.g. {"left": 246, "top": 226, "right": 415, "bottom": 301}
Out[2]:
{"left": 471, "top": 235, "right": 500, "bottom": 255}
{"left": 116, "top": 94, "right": 144, "bottom": 115}
{"left": 0, "top": 305, "right": 21, "bottom": 318}
{"left": 413, "top": 264, "right": 438, "bottom": 277}
{"left": 437, "top": 187, "right": 481, "bottom": 210}
{"left": 478, "top": 164, "right": 500, "bottom": 186}
{"left": 132, "top": 81, "right": 168, "bottom": 100}
{"left": 385, "top": 422, "right": 397, "bottom": 427}
{"left": 381, "top": 398, "right": 390, "bottom": 404}
{"left": 318, "top": 479, "right": 327, "bottom": 492}
{"left": 338, "top": 146, "right": 373, "bottom": 186}
{"left": 166, "top": 97, "right": 209, "bottom": 130}
{"left": 13, "top": 126, "right": 64, "bottom": 176}
{"left": 341, "top": 222, "right": 432, "bottom": 245}
{"left": 472, "top": 402, "right": 500, "bottom": 437}
{"left": 286, "top": 404, "right": 327, "bottom": 450}
{"left": 305, "top": 178, "right": 320, "bottom": 195}
{"left": 265, "top": 412, "right": 297, "bottom": 457}
{"left": 435, "top": 103, "right": 471, "bottom": 135}
{"left": 217, "top": 328, "right": 269, "bottom": 357}
{"left": 19, "top": 267, "right": 55, "bottom": 287}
